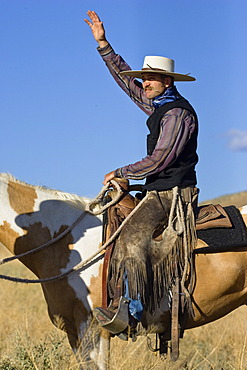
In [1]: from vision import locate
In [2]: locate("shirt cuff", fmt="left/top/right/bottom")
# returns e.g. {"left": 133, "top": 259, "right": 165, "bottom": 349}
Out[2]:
{"left": 114, "top": 168, "right": 125, "bottom": 178}
{"left": 97, "top": 43, "right": 114, "bottom": 58}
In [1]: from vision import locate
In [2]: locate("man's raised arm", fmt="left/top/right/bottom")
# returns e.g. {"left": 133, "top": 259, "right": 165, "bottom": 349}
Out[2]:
{"left": 84, "top": 10, "right": 153, "bottom": 116}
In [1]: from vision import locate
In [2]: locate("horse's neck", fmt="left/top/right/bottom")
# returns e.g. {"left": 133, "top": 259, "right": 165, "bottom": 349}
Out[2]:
{"left": 0, "top": 176, "right": 104, "bottom": 303}
{"left": 0, "top": 175, "right": 101, "bottom": 256}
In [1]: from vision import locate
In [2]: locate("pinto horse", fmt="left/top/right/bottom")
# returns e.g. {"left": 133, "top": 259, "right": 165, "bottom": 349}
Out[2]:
{"left": 0, "top": 173, "right": 246, "bottom": 369}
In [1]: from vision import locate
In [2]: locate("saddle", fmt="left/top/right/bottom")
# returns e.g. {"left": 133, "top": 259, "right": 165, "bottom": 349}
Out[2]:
{"left": 102, "top": 181, "right": 237, "bottom": 307}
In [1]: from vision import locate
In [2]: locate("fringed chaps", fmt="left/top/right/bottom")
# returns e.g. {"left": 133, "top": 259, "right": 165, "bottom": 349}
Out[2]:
{"left": 107, "top": 186, "right": 198, "bottom": 315}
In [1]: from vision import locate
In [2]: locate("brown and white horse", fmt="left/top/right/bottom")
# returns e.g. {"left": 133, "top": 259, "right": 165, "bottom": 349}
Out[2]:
{"left": 0, "top": 173, "right": 246, "bottom": 369}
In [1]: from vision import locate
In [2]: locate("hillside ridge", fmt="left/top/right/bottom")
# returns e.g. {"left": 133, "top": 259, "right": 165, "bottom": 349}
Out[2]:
{"left": 200, "top": 190, "right": 247, "bottom": 207}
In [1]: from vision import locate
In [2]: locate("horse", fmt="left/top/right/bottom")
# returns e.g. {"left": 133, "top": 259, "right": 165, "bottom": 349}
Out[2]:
{"left": 0, "top": 173, "right": 246, "bottom": 369}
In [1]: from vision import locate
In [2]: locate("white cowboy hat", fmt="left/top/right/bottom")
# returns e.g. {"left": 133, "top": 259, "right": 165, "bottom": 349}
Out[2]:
{"left": 119, "top": 55, "right": 195, "bottom": 82}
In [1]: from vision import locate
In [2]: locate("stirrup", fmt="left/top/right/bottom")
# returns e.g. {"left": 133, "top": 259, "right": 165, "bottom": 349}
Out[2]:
{"left": 95, "top": 296, "right": 129, "bottom": 334}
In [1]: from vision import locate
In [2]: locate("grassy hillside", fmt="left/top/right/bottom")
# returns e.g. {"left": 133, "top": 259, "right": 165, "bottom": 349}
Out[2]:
{"left": 200, "top": 190, "right": 247, "bottom": 207}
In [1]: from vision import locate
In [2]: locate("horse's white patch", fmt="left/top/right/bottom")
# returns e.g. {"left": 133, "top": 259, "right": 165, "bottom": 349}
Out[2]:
{"left": 35, "top": 198, "right": 84, "bottom": 237}
{"left": 61, "top": 212, "right": 103, "bottom": 310}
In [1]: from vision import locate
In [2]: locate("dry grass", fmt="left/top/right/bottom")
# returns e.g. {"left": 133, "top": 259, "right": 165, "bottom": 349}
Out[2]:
{"left": 0, "top": 247, "right": 76, "bottom": 369}
{"left": 110, "top": 308, "right": 247, "bottom": 369}
{"left": 0, "top": 245, "right": 246, "bottom": 369}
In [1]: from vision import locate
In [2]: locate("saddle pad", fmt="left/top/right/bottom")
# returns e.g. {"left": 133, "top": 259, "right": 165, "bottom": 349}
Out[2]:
{"left": 195, "top": 205, "right": 247, "bottom": 253}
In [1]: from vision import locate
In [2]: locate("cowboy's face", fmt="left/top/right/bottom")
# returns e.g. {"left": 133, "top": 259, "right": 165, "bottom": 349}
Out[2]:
{"left": 142, "top": 73, "right": 170, "bottom": 99}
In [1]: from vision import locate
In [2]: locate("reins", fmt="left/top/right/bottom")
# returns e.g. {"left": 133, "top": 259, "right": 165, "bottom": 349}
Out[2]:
{"left": 0, "top": 180, "right": 122, "bottom": 266}
{"left": 0, "top": 180, "right": 144, "bottom": 284}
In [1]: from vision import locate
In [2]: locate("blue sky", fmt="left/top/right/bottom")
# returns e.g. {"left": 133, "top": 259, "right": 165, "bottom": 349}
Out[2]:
{"left": 0, "top": 0, "right": 247, "bottom": 202}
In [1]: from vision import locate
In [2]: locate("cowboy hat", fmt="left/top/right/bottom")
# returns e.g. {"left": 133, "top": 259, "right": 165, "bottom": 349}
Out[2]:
{"left": 119, "top": 55, "right": 195, "bottom": 82}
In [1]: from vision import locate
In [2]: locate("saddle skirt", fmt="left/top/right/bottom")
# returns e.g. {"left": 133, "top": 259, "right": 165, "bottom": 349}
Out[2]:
{"left": 196, "top": 204, "right": 232, "bottom": 230}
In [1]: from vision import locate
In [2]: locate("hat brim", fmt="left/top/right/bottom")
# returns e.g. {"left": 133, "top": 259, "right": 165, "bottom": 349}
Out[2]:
{"left": 119, "top": 69, "right": 196, "bottom": 82}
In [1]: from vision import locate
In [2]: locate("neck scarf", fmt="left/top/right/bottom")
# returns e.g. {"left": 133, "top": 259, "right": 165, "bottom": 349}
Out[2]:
{"left": 152, "top": 86, "right": 180, "bottom": 108}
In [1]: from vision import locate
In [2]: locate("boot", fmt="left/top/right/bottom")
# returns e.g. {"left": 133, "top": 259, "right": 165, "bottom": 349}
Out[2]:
{"left": 93, "top": 296, "right": 129, "bottom": 334}
{"left": 93, "top": 274, "right": 122, "bottom": 326}
{"left": 93, "top": 271, "right": 130, "bottom": 334}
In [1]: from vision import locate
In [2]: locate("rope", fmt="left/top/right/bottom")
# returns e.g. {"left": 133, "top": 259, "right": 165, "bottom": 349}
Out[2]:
{"left": 85, "top": 179, "right": 123, "bottom": 215}
{"left": 0, "top": 180, "right": 143, "bottom": 284}
{"left": 0, "top": 252, "right": 103, "bottom": 284}
{"left": 166, "top": 186, "right": 191, "bottom": 299}
{"left": 0, "top": 212, "right": 87, "bottom": 265}
{"left": 0, "top": 180, "right": 123, "bottom": 266}
{"left": 177, "top": 194, "right": 191, "bottom": 300}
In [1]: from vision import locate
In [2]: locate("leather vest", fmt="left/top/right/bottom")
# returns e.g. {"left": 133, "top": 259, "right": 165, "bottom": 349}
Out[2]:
{"left": 144, "top": 97, "right": 198, "bottom": 191}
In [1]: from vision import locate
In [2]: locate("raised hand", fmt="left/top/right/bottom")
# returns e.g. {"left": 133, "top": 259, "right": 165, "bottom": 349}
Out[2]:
{"left": 84, "top": 10, "right": 108, "bottom": 48}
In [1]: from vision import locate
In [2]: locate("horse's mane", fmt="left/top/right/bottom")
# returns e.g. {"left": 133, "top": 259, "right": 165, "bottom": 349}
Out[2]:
{"left": 0, "top": 173, "right": 91, "bottom": 206}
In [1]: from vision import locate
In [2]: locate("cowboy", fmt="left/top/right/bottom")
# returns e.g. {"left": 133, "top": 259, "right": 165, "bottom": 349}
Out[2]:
{"left": 85, "top": 11, "right": 199, "bottom": 332}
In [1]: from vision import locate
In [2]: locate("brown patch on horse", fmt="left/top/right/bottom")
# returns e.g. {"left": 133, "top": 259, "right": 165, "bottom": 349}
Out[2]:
{"left": 89, "top": 263, "right": 103, "bottom": 308}
{"left": 14, "top": 223, "right": 73, "bottom": 271}
{"left": 187, "top": 250, "right": 247, "bottom": 327}
{"left": 0, "top": 221, "right": 21, "bottom": 252}
{"left": 8, "top": 181, "right": 37, "bottom": 214}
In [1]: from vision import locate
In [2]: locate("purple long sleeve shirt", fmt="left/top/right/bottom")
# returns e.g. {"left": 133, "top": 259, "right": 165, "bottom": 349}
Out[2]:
{"left": 98, "top": 43, "right": 196, "bottom": 181}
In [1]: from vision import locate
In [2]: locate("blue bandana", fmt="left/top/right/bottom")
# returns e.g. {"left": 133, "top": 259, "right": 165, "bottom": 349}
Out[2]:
{"left": 152, "top": 86, "right": 179, "bottom": 108}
